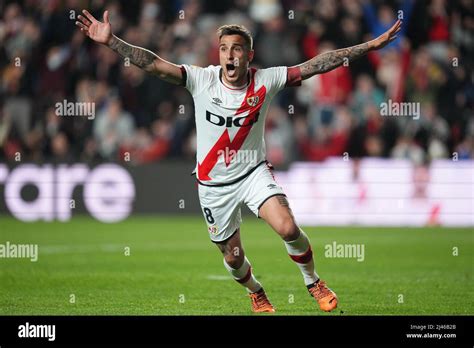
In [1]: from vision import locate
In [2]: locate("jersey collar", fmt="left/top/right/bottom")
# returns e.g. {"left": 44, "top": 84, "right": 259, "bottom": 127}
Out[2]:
{"left": 219, "top": 67, "right": 251, "bottom": 91}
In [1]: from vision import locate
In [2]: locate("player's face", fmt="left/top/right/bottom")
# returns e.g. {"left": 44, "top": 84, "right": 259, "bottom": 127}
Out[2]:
{"left": 219, "top": 35, "right": 254, "bottom": 86}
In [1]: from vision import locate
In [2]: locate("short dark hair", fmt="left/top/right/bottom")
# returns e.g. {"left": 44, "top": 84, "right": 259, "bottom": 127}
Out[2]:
{"left": 217, "top": 24, "right": 253, "bottom": 50}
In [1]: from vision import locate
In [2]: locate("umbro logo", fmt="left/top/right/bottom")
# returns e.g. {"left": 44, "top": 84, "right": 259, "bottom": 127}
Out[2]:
{"left": 212, "top": 97, "right": 222, "bottom": 105}
{"left": 267, "top": 184, "right": 277, "bottom": 189}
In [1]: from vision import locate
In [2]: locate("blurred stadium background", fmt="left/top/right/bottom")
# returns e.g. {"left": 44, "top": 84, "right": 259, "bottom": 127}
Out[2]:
{"left": 0, "top": 0, "right": 472, "bottom": 225}
{"left": 0, "top": 0, "right": 473, "bottom": 315}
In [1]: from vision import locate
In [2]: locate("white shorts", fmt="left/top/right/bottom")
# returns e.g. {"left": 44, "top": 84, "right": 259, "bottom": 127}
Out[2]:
{"left": 198, "top": 162, "right": 286, "bottom": 243}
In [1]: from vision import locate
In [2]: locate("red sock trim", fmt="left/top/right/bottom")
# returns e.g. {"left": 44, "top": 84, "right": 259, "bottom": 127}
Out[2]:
{"left": 289, "top": 246, "right": 313, "bottom": 264}
{"left": 236, "top": 266, "right": 252, "bottom": 284}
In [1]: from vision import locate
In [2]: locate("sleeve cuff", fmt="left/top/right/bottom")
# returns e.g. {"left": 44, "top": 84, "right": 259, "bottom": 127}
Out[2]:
{"left": 180, "top": 65, "right": 187, "bottom": 87}
{"left": 286, "top": 66, "right": 302, "bottom": 87}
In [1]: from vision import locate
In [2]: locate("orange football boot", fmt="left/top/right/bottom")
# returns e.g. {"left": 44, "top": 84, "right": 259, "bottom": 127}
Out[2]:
{"left": 308, "top": 280, "right": 338, "bottom": 312}
{"left": 249, "top": 288, "right": 275, "bottom": 313}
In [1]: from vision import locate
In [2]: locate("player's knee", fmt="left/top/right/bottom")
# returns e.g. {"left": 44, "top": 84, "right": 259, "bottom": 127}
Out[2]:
{"left": 277, "top": 217, "right": 299, "bottom": 241}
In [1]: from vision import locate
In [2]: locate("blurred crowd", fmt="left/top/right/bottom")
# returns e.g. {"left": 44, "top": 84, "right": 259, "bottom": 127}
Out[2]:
{"left": 0, "top": 0, "right": 472, "bottom": 166}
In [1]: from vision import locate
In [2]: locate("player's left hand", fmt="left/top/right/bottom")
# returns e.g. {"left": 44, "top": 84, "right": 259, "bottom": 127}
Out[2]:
{"left": 370, "top": 19, "right": 402, "bottom": 50}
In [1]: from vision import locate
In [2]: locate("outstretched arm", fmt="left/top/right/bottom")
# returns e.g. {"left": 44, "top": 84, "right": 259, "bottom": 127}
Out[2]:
{"left": 294, "top": 20, "right": 402, "bottom": 81}
{"left": 76, "top": 10, "right": 183, "bottom": 85}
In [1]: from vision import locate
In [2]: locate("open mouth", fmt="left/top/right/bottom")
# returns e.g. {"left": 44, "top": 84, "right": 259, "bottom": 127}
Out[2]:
{"left": 226, "top": 63, "right": 236, "bottom": 77}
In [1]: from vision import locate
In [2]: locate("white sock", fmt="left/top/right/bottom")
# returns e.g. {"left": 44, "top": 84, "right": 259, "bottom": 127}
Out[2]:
{"left": 284, "top": 229, "right": 319, "bottom": 286}
{"left": 223, "top": 256, "right": 262, "bottom": 293}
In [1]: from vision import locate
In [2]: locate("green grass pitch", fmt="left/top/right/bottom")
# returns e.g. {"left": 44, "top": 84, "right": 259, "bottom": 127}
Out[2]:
{"left": 0, "top": 216, "right": 472, "bottom": 315}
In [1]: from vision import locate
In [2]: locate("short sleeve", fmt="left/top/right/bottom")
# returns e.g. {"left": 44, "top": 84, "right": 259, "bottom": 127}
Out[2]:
{"left": 181, "top": 64, "right": 215, "bottom": 96}
{"left": 257, "top": 66, "right": 288, "bottom": 96}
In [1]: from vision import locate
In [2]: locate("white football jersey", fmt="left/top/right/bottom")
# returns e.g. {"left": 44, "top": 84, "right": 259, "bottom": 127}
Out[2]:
{"left": 181, "top": 64, "right": 289, "bottom": 185}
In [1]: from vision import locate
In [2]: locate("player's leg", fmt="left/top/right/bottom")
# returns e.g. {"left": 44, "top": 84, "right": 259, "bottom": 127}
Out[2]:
{"left": 215, "top": 228, "right": 261, "bottom": 293}
{"left": 258, "top": 195, "right": 338, "bottom": 312}
{"left": 198, "top": 183, "right": 274, "bottom": 313}
{"left": 244, "top": 163, "right": 337, "bottom": 312}
{"left": 258, "top": 195, "right": 318, "bottom": 281}
{"left": 214, "top": 229, "right": 274, "bottom": 313}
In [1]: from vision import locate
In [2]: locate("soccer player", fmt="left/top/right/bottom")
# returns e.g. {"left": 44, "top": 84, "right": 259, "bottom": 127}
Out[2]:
{"left": 76, "top": 10, "right": 401, "bottom": 313}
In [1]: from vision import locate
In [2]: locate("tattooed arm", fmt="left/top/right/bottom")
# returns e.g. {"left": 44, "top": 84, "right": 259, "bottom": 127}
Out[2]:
{"left": 76, "top": 10, "right": 182, "bottom": 85}
{"left": 107, "top": 35, "right": 183, "bottom": 84}
{"left": 298, "top": 42, "right": 370, "bottom": 79}
{"left": 295, "top": 20, "right": 402, "bottom": 80}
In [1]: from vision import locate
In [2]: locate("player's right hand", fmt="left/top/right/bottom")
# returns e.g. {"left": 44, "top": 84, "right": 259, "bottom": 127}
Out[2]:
{"left": 75, "top": 10, "right": 112, "bottom": 45}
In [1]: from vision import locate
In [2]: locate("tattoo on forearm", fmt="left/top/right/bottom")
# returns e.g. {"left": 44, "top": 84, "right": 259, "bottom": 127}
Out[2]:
{"left": 299, "top": 42, "right": 370, "bottom": 79}
{"left": 109, "top": 36, "right": 156, "bottom": 69}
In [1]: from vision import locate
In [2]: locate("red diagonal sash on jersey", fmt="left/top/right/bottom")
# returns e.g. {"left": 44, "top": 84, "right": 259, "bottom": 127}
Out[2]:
{"left": 198, "top": 69, "right": 266, "bottom": 181}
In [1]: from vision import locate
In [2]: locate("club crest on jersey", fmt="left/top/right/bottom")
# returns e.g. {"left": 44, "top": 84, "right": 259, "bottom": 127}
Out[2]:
{"left": 208, "top": 225, "right": 219, "bottom": 236}
{"left": 246, "top": 95, "right": 259, "bottom": 107}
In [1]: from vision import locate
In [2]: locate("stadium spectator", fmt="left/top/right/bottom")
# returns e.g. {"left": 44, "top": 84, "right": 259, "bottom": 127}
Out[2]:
{"left": 0, "top": 0, "right": 471, "bottom": 164}
{"left": 93, "top": 95, "right": 135, "bottom": 160}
